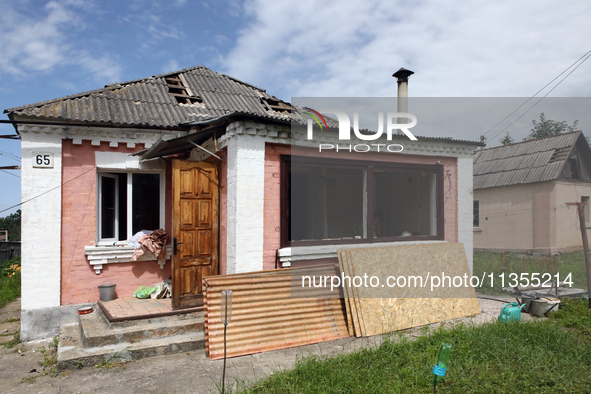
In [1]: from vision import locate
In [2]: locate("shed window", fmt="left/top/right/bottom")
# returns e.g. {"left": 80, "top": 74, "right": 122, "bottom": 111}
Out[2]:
{"left": 281, "top": 156, "right": 443, "bottom": 246}
{"left": 473, "top": 200, "right": 480, "bottom": 227}
{"left": 98, "top": 172, "right": 164, "bottom": 244}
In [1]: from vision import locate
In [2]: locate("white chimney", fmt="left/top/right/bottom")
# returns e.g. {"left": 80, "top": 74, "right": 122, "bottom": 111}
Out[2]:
{"left": 393, "top": 67, "right": 414, "bottom": 134}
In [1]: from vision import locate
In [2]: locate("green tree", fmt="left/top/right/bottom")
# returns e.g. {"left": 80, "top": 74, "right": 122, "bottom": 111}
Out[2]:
{"left": 524, "top": 112, "right": 580, "bottom": 141}
{"left": 500, "top": 132, "right": 514, "bottom": 145}
{"left": 0, "top": 210, "right": 21, "bottom": 241}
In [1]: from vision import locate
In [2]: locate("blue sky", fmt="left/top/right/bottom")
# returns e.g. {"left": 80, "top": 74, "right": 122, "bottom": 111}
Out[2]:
{"left": 1, "top": 0, "right": 591, "bottom": 215}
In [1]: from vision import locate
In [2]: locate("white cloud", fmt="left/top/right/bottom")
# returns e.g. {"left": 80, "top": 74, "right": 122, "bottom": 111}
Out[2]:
{"left": 163, "top": 59, "right": 180, "bottom": 73}
{"left": 223, "top": 0, "right": 591, "bottom": 99}
{"left": 77, "top": 53, "right": 122, "bottom": 82}
{"left": 0, "top": 0, "right": 122, "bottom": 82}
{"left": 147, "top": 15, "right": 182, "bottom": 40}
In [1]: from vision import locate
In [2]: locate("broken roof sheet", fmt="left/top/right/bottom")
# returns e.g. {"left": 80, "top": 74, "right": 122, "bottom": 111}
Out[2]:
{"left": 4, "top": 66, "right": 294, "bottom": 128}
{"left": 473, "top": 131, "right": 582, "bottom": 189}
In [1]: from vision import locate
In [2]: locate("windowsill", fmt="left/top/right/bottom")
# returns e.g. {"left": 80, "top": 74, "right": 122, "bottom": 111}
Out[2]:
{"left": 278, "top": 240, "right": 446, "bottom": 266}
{"left": 473, "top": 227, "right": 483, "bottom": 232}
{"left": 85, "top": 244, "right": 172, "bottom": 274}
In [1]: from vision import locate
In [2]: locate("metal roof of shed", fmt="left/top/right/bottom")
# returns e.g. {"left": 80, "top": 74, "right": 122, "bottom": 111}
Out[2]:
{"left": 473, "top": 131, "right": 584, "bottom": 189}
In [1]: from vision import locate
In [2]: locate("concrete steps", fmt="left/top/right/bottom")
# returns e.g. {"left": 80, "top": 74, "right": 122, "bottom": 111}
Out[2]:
{"left": 57, "top": 305, "right": 205, "bottom": 370}
{"left": 81, "top": 306, "right": 204, "bottom": 347}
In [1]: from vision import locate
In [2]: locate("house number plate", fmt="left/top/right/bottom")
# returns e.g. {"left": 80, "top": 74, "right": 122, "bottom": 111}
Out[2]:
{"left": 33, "top": 152, "right": 54, "bottom": 168}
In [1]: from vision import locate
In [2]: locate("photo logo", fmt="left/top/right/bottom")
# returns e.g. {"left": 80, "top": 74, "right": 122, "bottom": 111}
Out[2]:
{"left": 303, "top": 107, "right": 329, "bottom": 131}
{"left": 304, "top": 109, "right": 418, "bottom": 141}
{"left": 303, "top": 107, "right": 418, "bottom": 153}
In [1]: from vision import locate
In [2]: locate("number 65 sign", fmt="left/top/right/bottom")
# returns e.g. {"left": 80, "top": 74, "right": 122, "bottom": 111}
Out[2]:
{"left": 33, "top": 152, "right": 54, "bottom": 168}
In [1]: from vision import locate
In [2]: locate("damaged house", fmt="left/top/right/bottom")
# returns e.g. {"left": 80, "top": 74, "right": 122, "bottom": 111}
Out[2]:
{"left": 4, "top": 66, "right": 483, "bottom": 341}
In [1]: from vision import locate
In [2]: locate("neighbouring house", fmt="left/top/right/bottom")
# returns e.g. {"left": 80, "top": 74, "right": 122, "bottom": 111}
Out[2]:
{"left": 4, "top": 66, "right": 482, "bottom": 341}
{"left": 473, "top": 131, "right": 591, "bottom": 254}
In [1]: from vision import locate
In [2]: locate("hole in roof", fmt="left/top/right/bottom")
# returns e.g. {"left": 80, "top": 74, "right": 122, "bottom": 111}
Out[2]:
{"left": 261, "top": 97, "right": 291, "bottom": 113}
{"left": 165, "top": 74, "right": 202, "bottom": 105}
{"left": 549, "top": 147, "right": 570, "bottom": 163}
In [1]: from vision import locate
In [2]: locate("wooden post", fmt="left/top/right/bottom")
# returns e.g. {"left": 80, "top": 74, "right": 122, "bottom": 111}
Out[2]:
{"left": 567, "top": 202, "right": 591, "bottom": 309}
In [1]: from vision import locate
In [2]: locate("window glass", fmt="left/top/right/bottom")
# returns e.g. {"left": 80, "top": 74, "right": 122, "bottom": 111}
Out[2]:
{"left": 100, "top": 175, "right": 117, "bottom": 239}
{"left": 473, "top": 200, "right": 480, "bottom": 227}
{"left": 118, "top": 173, "right": 128, "bottom": 239}
{"left": 582, "top": 196, "right": 589, "bottom": 224}
{"left": 132, "top": 174, "right": 160, "bottom": 234}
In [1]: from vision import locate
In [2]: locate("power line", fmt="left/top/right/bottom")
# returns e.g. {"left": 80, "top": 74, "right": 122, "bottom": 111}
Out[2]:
{"left": 0, "top": 151, "right": 20, "bottom": 162}
{"left": 0, "top": 169, "right": 20, "bottom": 178}
{"left": 482, "top": 48, "right": 591, "bottom": 142}
{"left": 0, "top": 166, "right": 96, "bottom": 214}
{"left": 487, "top": 50, "right": 591, "bottom": 143}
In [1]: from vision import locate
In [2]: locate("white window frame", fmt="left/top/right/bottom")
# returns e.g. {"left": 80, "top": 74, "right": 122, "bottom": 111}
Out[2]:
{"left": 582, "top": 196, "right": 590, "bottom": 226}
{"left": 97, "top": 170, "right": 166, "bottom": 245}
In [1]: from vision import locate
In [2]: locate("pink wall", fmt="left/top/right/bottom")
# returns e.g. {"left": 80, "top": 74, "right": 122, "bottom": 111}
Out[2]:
{"left": 263, "top": 144, "right": 459, "bottom": 271}
{"left": 61, "top": 139, "right": 172, "bottom": 305}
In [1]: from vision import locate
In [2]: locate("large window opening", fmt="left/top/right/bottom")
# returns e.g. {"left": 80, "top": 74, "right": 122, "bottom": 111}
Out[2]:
{"left": 98, "top": 172, "right": 163, "bottom": 244}
{"left": 373, "top": 171, "right": 437, "bottom": 238}
{"left": 291, "top": 167, "right": 365, "bottom": 241}
{"left": 283, "top": 156, "right": 443, "bottom": 246}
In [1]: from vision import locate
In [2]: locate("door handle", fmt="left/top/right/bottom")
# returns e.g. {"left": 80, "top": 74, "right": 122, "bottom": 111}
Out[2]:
{"left": 174, "top": 238, "right": 183, "bottom": 255}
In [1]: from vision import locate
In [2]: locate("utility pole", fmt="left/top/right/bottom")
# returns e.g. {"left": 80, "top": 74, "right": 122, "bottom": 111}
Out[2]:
{"left": 566, "top": 202, "right": 591, "bottom": 309}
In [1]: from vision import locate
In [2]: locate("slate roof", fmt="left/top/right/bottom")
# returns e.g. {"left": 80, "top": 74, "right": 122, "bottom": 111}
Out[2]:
{"left": 4, "top": 66, "right": 301, "bottom": 128}
{"left": 473, "top": 131, "right": 584, "bottom": 189}
{"left": 4, "top": 65, "right": 484, "bottom": 147}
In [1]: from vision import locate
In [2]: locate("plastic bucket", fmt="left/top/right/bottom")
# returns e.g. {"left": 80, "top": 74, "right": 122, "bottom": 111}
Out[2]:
{"left": 531, "top": 297, "right": 560, "bottom": 316}
{"left": 519, "top": 295, "right": 535, "bottom": 313}
{"left": 98, "top": 284, "right": 116, "bottom": 302}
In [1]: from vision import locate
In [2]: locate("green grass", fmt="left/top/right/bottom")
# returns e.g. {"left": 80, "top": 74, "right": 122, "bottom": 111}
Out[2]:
{"left": 548, "top": 298, "right": 591, "bottom": 340}
{"left": 239, "top": 320, "right": 591, "bottom": 393}
{"left": 0, "top": 257, "right": 21, "bottom": 309}
{"left": 2, "top": 331, "right": 20, "bottom": 348}
{"left": 473, "top": 251, "right": 588, "bottom": 295}
{"left": 0, "top": 272, "right": 20, "bottom": 309}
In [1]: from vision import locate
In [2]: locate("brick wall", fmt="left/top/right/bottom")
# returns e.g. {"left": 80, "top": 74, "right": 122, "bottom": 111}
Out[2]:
{"left": 20, "top": 131, "right": 63, "bottom": 310}
{"left": 225, "top": 133, "right": 266, "bottom": 273}
{"left": 61, "top": 139, "right": 172, "bottom": 305}
{"left": 263, "top": 144, "right": 284, "bottom": 270}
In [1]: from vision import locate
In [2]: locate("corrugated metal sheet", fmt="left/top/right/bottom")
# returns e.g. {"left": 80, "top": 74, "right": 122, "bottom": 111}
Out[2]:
{"left": 203, "top": 266, "right": 349, "bottom": 360}
{"left": 473, "top": 131, "right": 582, "bottom": 189}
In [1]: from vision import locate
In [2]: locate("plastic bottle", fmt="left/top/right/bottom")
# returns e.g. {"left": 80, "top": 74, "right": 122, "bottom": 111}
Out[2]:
{"left": 433, "top": 343, "right": 452, "bottom": 388}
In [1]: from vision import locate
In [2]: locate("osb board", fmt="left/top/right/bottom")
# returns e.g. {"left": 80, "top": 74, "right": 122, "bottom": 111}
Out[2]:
{"left": 203, "top": 267, "right": 349, "bottom": 360}
{"left": 339, "top": 249, "right": 366, "bottom": 337}
{"left": 337, "top": 243, "right": 481, "bottom": 337}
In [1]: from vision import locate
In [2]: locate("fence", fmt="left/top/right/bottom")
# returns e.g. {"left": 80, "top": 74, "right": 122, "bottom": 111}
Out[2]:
{"left": 0, "top": 242, "right": 21, "bottom": 265}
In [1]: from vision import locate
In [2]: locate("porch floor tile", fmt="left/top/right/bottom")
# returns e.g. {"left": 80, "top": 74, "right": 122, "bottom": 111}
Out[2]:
{"left": 98, "top": 297, "right": 203, "bottom": 322}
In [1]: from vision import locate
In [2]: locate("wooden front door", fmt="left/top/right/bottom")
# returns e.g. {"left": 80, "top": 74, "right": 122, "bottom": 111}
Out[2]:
{"left": 172, "top": 160, "right": 219, "bottom": 309}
